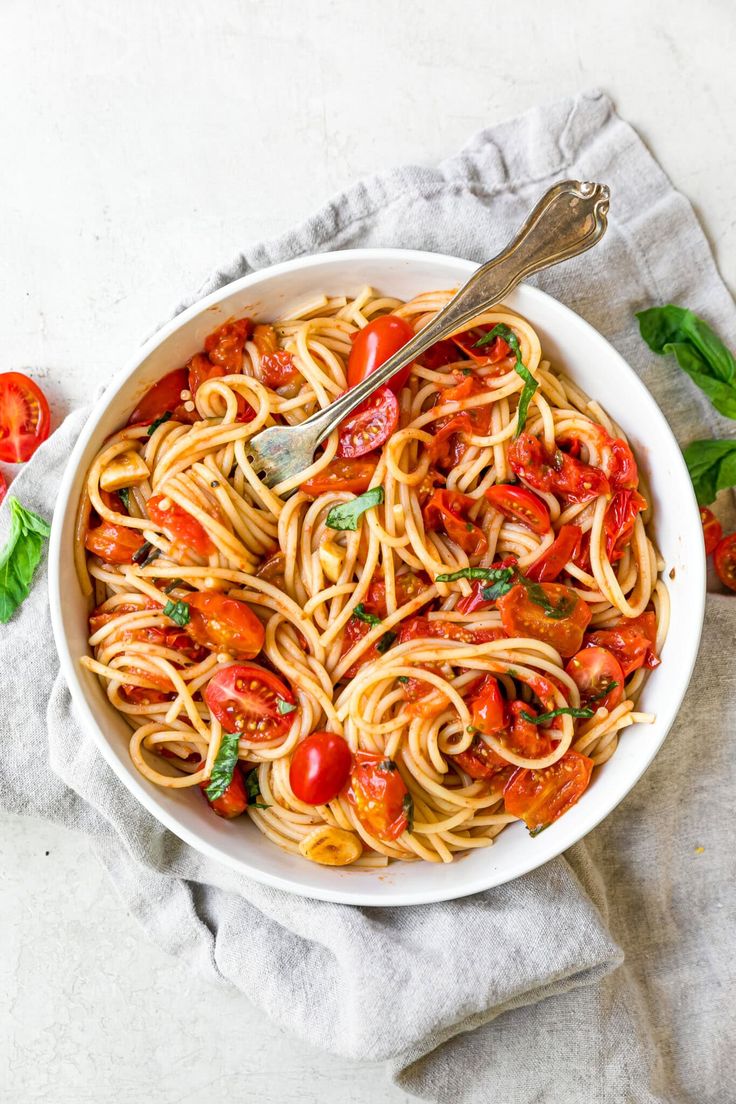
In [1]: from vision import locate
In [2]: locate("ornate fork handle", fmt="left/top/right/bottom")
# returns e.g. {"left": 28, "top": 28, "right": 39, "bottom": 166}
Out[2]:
{"left": 301, "top": 180, "right": 610, "bottom": 445}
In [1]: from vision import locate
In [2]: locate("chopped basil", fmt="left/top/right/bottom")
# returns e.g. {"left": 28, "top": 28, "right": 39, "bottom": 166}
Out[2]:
{"left": 519, "top": 576, "right": 576, "bottom": 620}
{"left": 378, "top": 759, "right": 397, "bottom": 771}
{"left": 204, "top": 732, "right": 240, "bottom": 801}
{"left": 587, "top": 680, "right": 619, "bottom": 704}
{"left": 277, "top": 699, "right": 297, "bottom": 715}
{"left": 435, "top": 566, "right": 507, "bottom": 583}
{"left": 402, "top": 792, "right": 415, "bottom": 833}
{"left": 0, "top": 498, "right": 52, "bottom": 624}
{"left": 147, "top": 411, "right": 173, "bottom": 435}
{"left": 353, "top": 602, "right": 382, "bottom": 627}
{"left": 461, "top": 367, "right": 473, "bottom": 376}
{"left": 118, "top": 487, "right": 130, "bottom": 511}
{"left": 520, "top": 706, "right": 594, "bottom": 725}
{"left": 163, "top": 577, "right": 184, "bottom": 594}
{"left": 397, "top": 675, "right": 409, "bottom": 684}
{"left": 163, "top": 599, "right": 190, "bottom": 627}
{"left": 376, "top": 630, "right": 397, "bottom": 654}
{"left": 474, "top": 323, "right": 537, "bottom": 435}
{"left": 325, "top": 486, "right": 384, "bottom": 531}
{"left": 466, "top": 725, "right": 479, "bottom": 735}
{"left": 480, "top": 569, "right": 516, "bottom": 601}
{"left": 244, "top": 768, "right": 271, "bottom": 809}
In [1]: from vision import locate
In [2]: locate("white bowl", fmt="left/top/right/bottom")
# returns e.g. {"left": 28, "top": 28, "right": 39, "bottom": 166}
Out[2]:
{"left": 49, "top": 248, "right": 705, "bottom": 906}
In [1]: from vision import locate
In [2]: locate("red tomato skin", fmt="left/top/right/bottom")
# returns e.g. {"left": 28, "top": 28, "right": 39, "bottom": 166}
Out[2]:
{"left": 300, "top": 456, "right": 378, "bottom": 496}
{"left": 454, "top": 737, "right": 508, "bottom": 779}
{"left": 200, "top": 765, "right": 248, "bottom": 819}
{"left": 0, "top": 470, "right": 7, "bottom": 505}
{"left": 497, "top": 582, "right": 591, "bottom": 658}
{"left": 604, "top": 490, "right": 647, "bottom": 562}
{"left": 422, "top": 488, "right": 488, "bottom": 556}
{"left": 148, "top": 493, "right": 215, "bottom": 556}
{"left": 607, "top": 438, "right": 639, "bottom": 489}
{"left": 451, "top": 327, "right": 511, "bottom": 366}
{"left": 340, "top": 616, "right": 383, "bottom": 678}
{"left": 346, "top": 752, "right": 409, "bottom": 842}
{"left": 129, "top": 368, "right": 193, "bottom": 426}
{"left": 204, "top": 662, "right": 295, "bottom": 738}
{"left": 0, "top": 372, "right": 52, "bottom": 463}
{"left": 566, "top": 646, "right": 625, "bottom": 711}
{"left": 585, "top": 611, "right": 659, "bottom": 677}
{"left": 714, "top": 532, "right": 736, "bottom": 591}
{"left": 85, "top": 521, "right": 146, "bottom": 564}
{"left": 700, "top": 507, "right": 722, "bottom": 556}
{"left": 348, "top": 315, "right": 415, "bottom": 392}
{"left": 289, "top": 731, "right": 353, "bottom": 805}
{"left": 504, "top": 749, "right": 594, "bottom": 832}
{"left": 470, "top": 676, "right": 506, "bottom": 734}
{"left": 527, "top": 525, "right": 582, "bottom": 582}
{"left": 508, "top": 432, "right": 611, "bottom": 505}
{"left": 204, "top": 318, "right": 252, "bottom": 370}
{"left": 336, "top": 385, "right": 399, "bottom": 458}
{"left": 485, "top": 484, "right": 551, "bottom": 535}
{"left": 420, "top": 339, "right": 461, "bottom": 370}
{"left": 187, "top": 592, "right": 265, "bottom": 659}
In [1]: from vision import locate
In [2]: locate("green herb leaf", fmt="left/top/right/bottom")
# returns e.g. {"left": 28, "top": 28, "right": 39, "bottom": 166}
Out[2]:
{"left": 475, "top": 323, "right": 538, "bottom": 435}
{"left": 244, "top": 768, "right": 262, "bottom": 802}
{"left": 147, "top": 411, "right": 173, "bottom": 435}
{"left": 518, "top": 575, "right": 576, "bottom": 620}
{"left": 637, "top": 306, "right": 736, "bottom": 419}
{"left": 277, "top": 699, "right": 297, "bottom": 715}
{"left": 376, "top": 630, "right": 396, "bottom": 654}
{"left": 520, "top": 706, "right": 594, "bottom": 725}
{"left": 251, "top": 801, "right": 270, "bottom": 810}
{"left": 397, "top": 675, "right": 409, "bottom": 684}
{"left": 204, "top": 732, "right": 240, "bottom": 801}
{"left": 118, "top": 487, "right": 130, "bottom": 512}
{"left": 163, "top": 577, "right": 184, "bottom": 594}
{"left": 378, "top": 759, "right": 397, "bottom": 771}
{"left": 436, "top": 566, "right": 508, "bottom": 583}
{"left": 353, "top": 602, "right": 382, "bottom": 627}
{"left": 587, "top": 680, "right": 619, "bottom": 704}
{"left": 402, "top": 792, "right": 415, "bottom": 833}
{"left": 0, "top": 498, "right": 52, "bottom": 624}
{"left": 682, "top": 439, "right": 736, "bottom": 505}
{"left": 325, "top": 486, "right": 384, "bottom": 531}
{"left": 163, "top": 599, "right": 190, "bottom": 627}
{"left": 132, "top": 541, "right": 154, "bottom": 565}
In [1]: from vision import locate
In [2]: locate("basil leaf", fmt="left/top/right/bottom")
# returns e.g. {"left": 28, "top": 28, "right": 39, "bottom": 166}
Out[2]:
{"left": 277, "top": 699, "right": 297, "bottom": 715}
{"left": 480, "top": 576, "right": 516, "bottom": 601}
{"left": 147, "top": 411, "right": 173, "bottom": 435}
{"left": 520, "top": 706, "right": 594, "bottom": 725}
{"left": 118, "top": 487, "right": 130, "bottom": 512}
{"left": 518, "top": 575, "right": 576, "bottom": 620}
{"left": 378, "top": 759, "right": 397, "bottom": 771}
{"left": 163, "top": 599, "right": 190, "bottom": 627}
{"left": 204, "top": 732, "right": 240, "bottom": 801}
{"left": 325, "top": 486, "right": 384, "bottom": 531}
{"left": 402, "top": 792, "right": 414, "bottom": 833}
{"left": 376, "top": 630, "right": 396, "bottom": 654}
{"left": 637, "top": 306, "right": 736, "bottom": 419}
{"left": 588, "top": 680, "right": 619, "bottom": 704}
{"left": 353, "top": 602, "right": 382, "bottom": 627}
{"left": 475, "top": 323, "right": 537, "bottom": 435}
{"left": 132, "top": 540, "right": 154, "bottom": 565}
{"left": 244, "top": 768, "right": 262, "bottom": 802}
{"left": 397, "top": 675, "right": 409, "bottom": 684}
{"left": 682, "top": 439, "right": 736, "bottom": 506}
{"left": 163, "top": 577, "right": 184, "bottom": 594}
{"left": 0, "top": 498, "right": 52, "bottom": 624}
{"left": 435, "top": 566, "right": 505, "bottom": 582}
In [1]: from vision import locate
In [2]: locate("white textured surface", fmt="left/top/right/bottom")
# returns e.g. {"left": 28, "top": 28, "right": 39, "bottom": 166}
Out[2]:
{"left": 1, "top": 0, "right": 734, "bottom": 1100}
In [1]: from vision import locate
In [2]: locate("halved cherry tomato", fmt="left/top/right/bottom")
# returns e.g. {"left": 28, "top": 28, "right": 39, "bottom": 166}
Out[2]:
{"left": 714, "top": 532, "right": 736, "bottom": 591}
{"left": 527, "top": 525, "right": 582, "bottom": 582}
{"left": 398, "top": 616, "right": 505, "bottom": 647}
{"left": 187, "top": 592, "right": 265, "bottom": 659}
{"left": 503, "top": 749, "right": 594, "bottom": 833}
{"left": 607, "top": 438, "right": 638, "bottom": 490}
{"left": 121, "top": 684, "right": 174, "bottom": 705}
{"left": 340, "top": 616, "right": 381, "bottom": 678}
{"left": 337, "top": 385, "right": 399, "bottom": 458}
{"left": 566, "top": 647, "right": 624, "bottom": 711}
{"left": 362, "top": 571, "right": 427, "bottom": 617}
{"left": 454, "top": 738, "right": 509, "bottom": 780}
{"left": 204, "top": 318, "right": 252, "bottom": 370}
{"left": 470, "top": 676, "right": 506, "bottom": 733}
{"left": 148, "top": 493, "right": 215, "bottom": 557}
{"left": 508, "top": 432, "right": 610, "bottom": 505}
{"left": 346, "top": 752, "right": 409, "bottom": 841}
{"left": 0, "top": 372, "right": 51, "bottom": 462}
{"left": 452, "top": 326, "right": 511, "bottom": 366}
{"left": 454, "top": 557, "right": 518, "bottom": 614}
{"left": 129, "top": 368, "right": 193, "bottom": 426}
{"left": 497, "top": 582, "right": 591, "bottom": 657}
{"left": 604, "top": 490, "right": 647, "bottom": 562}
{"left": 348, "top": 315, "right": 415, "bottom": 392}
{"left": 420, "top": 339, "right": 460, "bottom": 370}
{"left": 85, "top": 520, "right": 146, "bottom": 564}
{"left": 204, "top": 662, "right": 295, "bottom": 738}
{"left": 0, "top": 470, "right": 7, "bottom": 505}
{"left": 200, "top": 763, "right": 248, "bottom": 819}
{"left": 187, "top": 352, "right": 256, "bottom": 423}
{"left": 485, "top": 484, "right": 551, "bottom": 535}
{"left": 585, "top": 610, "right": 659, "bottom": 677}
{"left": 423, "top": 488, "right": 488, "bottom": 556}
{"left": 261, "top": 349, "right": 299, "bottom": 388}
{"left": 700, "top": 507, "right": 722, "bottom": 556}
{"left": 300, "top": 456, "right": 378, "bottom": 496}
{"left": 289, "top": 731, "right": 352, "bottom": 805}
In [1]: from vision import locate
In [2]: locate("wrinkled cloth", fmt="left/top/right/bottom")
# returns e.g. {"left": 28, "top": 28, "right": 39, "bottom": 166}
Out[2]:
{"left": 2, "top": 89, "right": 735, "bottom": 1103}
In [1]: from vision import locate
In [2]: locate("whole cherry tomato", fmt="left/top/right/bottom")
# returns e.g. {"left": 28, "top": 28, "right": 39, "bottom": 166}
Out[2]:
{"left": 289, "top": 731, "right": 353, "bottom": 805}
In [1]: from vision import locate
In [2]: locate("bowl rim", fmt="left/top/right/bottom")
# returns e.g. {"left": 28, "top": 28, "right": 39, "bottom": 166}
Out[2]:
{"left": 49, "top": 246, "right": 706, "bottom": 905}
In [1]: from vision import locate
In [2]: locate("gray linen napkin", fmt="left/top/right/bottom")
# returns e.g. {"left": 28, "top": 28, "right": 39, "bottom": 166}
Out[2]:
{"left": 2, "top": 89, "right": 734, "bottom": 1103}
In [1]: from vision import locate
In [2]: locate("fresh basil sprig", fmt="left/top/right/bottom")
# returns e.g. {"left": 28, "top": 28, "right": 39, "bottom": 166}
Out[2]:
{"left": 682, "top": 439, "right": 736, "bottom": 506}
{"left": 637, "top": 306, "right": 736, "bottom": 419}
{"left": 326, "top": 486, "right": 384, "bottom": 531}
{"left": 163, "top": 599, "right": 190, "bottom": 627}
{"left": 520, "top": 706, "right": 594, "bottom": 725}
{"left": 475, "top": 323, "right": 537, "bottom": 435}
{"left": 0, "top": 498, "right": 52, "bottom": 624}
{"left": 204, "top": 732, "right": 240, "bottom": 801}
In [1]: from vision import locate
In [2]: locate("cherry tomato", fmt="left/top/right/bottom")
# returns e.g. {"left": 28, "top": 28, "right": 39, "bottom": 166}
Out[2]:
{"left": 714, "top": 532, "right": 736, "bottom": 591}
{"left": 604, "top": 490, "right": 647, "bottom": 562}
{"left": 566, "top": 647, "right": 624, "bottom": 711}
{"left": 187, "top": 353, "right": 256, "bottom": 423}
{"left": 346, "top": 752, "right": 409, "bottom": 841}
{"left": 420, "top": 339, "right": 461, "bottom": 370}
{"left": 497, "top": 582, "right": 591, "bottom": 657}
{"left": 262, "top": 349, "right": 299, "bottom": 388}
{"left": 422, "top": 488, "right": 488, "bottom": 556}
{"left": 453, "top": 557, "right": 518, "bottom": 614}
{"left": 362, "top": 571, "right": 427, "bottom": 617}
{"left": 204, "top": 318, "right": 252, "bottom": 370}
{"left": 200, "top": 763, "right": 248, "bottom": 819}
{"left": 300, "top": 456, "right": 378, "bottom": 496}
{"left": 336, "top": 385, "right": 399, "bottom": 458}
{"left": 121, "top": 684, "right": 174, "bottom": 705}
{"left": 340, "top": 616, "right": 385, "bottom": 678}
{"left": 700, "top": 507, "right": 722, "bottom": 556}
{"left": 454, "top": 737, "right": 509, "bottom": 780}
{"left": 503, "top": 749, "right": 594, "bottom": 833}
{"left": 508, "top": 432, "right": 610, "bottom": 505}
{"left": 148, "top": 493, "right": 214, "bottom": 557}
{"left": 204, "top": 662, "right": 295, "bottom": 738}
{"left": 0, "top": 470, "right": 7, "bottom": 505}
{"left": 470, "top": 675, "right": 506, "bottom": 733}
{"left": 485, "top": 484, "right": 551, "bottom": 535}
{"left": 451, "top": 326, "right": 511, "bottom": 366}
{"left": 500, "top": 701, "right": 555, "bottom": 759}
{"left": 348, "top": 315, "right": 415, "bottom": 392}
{"left": 85, "top": 520, "right": 146, "bottom": 563}
{"left": 585, "top": 611, "right": 659, "bottom": 677}
{"left": 187, "top": 592, "right": 265, "bottom": 659}
{"left": 129, "top": 368, "right": 193, "bottom": 426}
{"left": 398, "top": 615, "right": 505, "bottom": 647}
{"left": 527, "top": 525, "right": 582, "bottom": 582}
{"left": 607, "top": 437, "right": 638, "bottom": 489}
{"left": 289, "top": 731, "right": 352, "bottom": 805}
{"left": 0, "top": 372, "right": 51, "bottom": 463}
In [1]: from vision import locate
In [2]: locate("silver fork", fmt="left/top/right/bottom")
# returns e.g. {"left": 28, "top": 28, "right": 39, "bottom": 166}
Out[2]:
{"left": 246, "top": 179, "right": 610, "bottom": 490}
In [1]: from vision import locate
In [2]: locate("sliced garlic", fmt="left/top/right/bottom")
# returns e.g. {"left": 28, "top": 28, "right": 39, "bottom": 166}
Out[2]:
{"left": 99, "top": 451, "right": 150, "bottom": 492}
{"left": 318, "top": 538, "right": 346, "bottom": 583}
{"left": 298, "top": 825, "right": 362, "bottom": 866}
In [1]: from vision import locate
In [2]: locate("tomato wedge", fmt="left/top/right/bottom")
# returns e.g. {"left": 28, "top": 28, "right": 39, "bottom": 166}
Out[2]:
{"left": 346, "top": 752, "right": 409, "bottom": 841}
{"left": 148, "top": 493, "right": 215, "bottom": 557}
{"left": 204, "top": 662, "right": 295, "bottom": 738}
{"left": 200, "top": 764, "right": 248, "bottom": 819}
{"left": 187, "top": 352, "right": 256, "bottom": 423}
{"left": 566, "top": 647, "right": 624, "bottom": 711}
{"left": 527, "top": 525, "right": 582, "bottom": 582}
{"left": 714, "top": 532, "right": 736, "bottom": 591}
{"left": 204, "top": 318, "right": 252, "bottom": 370}
{"left": 470, "top": 675, "right": 506, "bottom": 734}
{"left": 700, "top": 507, "right": 722, "bottom": 556}
{"left": 452, "top": 326, "right": 511, "bottom": 365}
{"left": 85, "top": 520, "right": 146, "bottom": 564}
{"left": 604, "top": 490, "right": 647, "bottom": 562}
{"left": 485, "top": 484, "right": 551, "bottom": 534}
{"left": 504, "top": 749, "right": 594, "bottom": 833}
{"left": 362, "top": 570, "right": 426, "bottom": 617}
{"left": 289, "top": 731, "right": 352, "bottom": 805}
{"left": 0, "top": 372, "right": 51, "bottom": 462}
{"left": 607, "top": 437, "right": 639, "bottom": 489}
{"left": 129, "top": 368, "right": 193, "bottom": 426}
{"left": 300, "top": 456, "right": 378, "bottom": 496}
{"left": 348, "top": 315, "right": 415, "bottom": 392}
{"left": 508, "top": 432, "right": 610, "bottom": 505}
{"left": 420, "top": 339, "right": 461, "bottom": 370}
{"left": 423, "top": 488, "right": 488, "bottom": 556}
{"left": 336, "top": 385, "right": 399, "bottom": 458}
{"left": 585, "top": 610, "right": 659, "bottom": 677}
{"left": 454, "top": 737, "right": 509, "bottom": 780}
{"left": 497, "top": 582, "right": 592, "bottom": 657}
{"left": 187, "top": 592, "right": 265, "bottom": 659}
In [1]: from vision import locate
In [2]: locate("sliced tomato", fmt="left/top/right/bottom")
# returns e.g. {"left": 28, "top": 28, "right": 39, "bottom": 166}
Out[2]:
{"left": 200, "top": 763, "right": 248, "bottom": 819}
{"left": 0, "top": 372, "right": 51, "bottom": 462}
{"left": 147, "top": 493, "right": 215, "bottom": 557}
{"left": 187, "top": 592, "right": 265, "bottom": 659}
{"left": 398, "top": 615, "right": 505, "bottom": 646}
{"left": 504, "top": 749, "right": 594, "bottom": 833}
{"left": 204, "top": 317, "right": 252, "bottom": 370}
{"left": 289, "top": 731, "right": 352, "bottom": 805}
{"left": 508, "top": 432, "right": 610, "bottom": 505}
{"left": 571, "top": 529, "right": 592, "bottom": 573}
{"left": 0, "top": 470, "right": 7, "bottom": 505}
{"left": 714, "top": 532, "right": 736, "bottom": 592}
{"left": 454, "top": 737, "right": 508, "bottom": 779}
{"left": 261, "top": 349, "right": 299, "bottom": 388}
{"left": 300, "top": 456, "right": 378, "bottom": 496}
{"left": 129, "top": 367, "right": 193, "bottom": 426}
{"left": 497, "top": 582, "right": 592, "bottom": 658}
{"left": 85, "top": 520, "right": 146, "bottom": 564}
{"left": 485, "top": 484, "right": 551, "bottom": 535}
{"left": 204, "top": 663, "right": 295, "bottom": 739}
{"left": 423, "top": 488, "right": 488, "bottom": 556}
{"left": 346, "top": 752, "right": 409, "bottom": 841}
{"left": 420, "top": 339, "right": 461, "bottom": 370}
{"left": 120, "top": 684, "right": 174, "bottom": 705}
{"left": 607, "top": 437, "right": 639, "bottom": 489}
{"left": 470, "top": 676, "right": 506, "bottom": 733}
{"left": 700, "top": 507, "right": 722, "bottom": 556}
{"left": 348, "top": 315, "right": 415, "bottom": 392}
{"left": 566, "top": 647, "right": 624, "bottom": 711}
{"left": 363, "top": 571, "right": 427, "bottom": 617}
{"left": 452, "top": 326, "right": 511, "bottom": 366}
{"left": 340, "top": 616, "right": 382, "bottom": 678}
{"left": 336, "top": 385, "right": 399, "bottom": 458}
{"left": 585, "top": 610, "right": 659, "bottom": 677}
{"left": 527, "top": 525, "right": 582, "bottom": 582}
{"left": 604, "top": 489, "right": 647, "bottom": 562}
